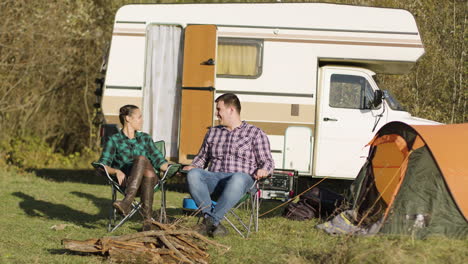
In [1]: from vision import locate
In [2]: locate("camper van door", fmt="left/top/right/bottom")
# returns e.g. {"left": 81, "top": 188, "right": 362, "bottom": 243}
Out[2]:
{"left": 179, "top": 25, "right": 217, "bottom": 164}
{"left": 314, "top": 67, "right": 384, "bottom": 179}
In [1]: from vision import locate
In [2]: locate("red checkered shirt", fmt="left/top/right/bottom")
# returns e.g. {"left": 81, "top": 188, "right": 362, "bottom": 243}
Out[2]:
{"left": 192, "top": 121, "right": 274, "bottom": 175}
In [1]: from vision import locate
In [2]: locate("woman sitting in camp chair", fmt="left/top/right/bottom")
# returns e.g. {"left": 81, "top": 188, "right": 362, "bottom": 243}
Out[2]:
{"left": 97, "top": 104, "right": 169, "bottom": 231}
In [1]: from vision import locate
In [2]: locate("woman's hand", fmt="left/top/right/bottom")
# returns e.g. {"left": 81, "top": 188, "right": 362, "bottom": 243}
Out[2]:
{"left": 116, "top": 170, "right": 126, "bottom": 186}
{"left": 183, "top": 165, "right": 195, "bottom": 171}
{"left": 104, "top": 165, "right": 127, "bottom": 186}
{"left": 160, "top": 162, "right": 169, "bottom": 172}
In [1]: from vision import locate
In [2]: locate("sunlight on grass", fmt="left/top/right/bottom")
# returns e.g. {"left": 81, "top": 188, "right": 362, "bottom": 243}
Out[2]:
{"left": 0, "top": 169, "right": 467, "bottom": 264}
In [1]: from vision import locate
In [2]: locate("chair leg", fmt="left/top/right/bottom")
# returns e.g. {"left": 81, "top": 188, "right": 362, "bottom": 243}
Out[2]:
{"left": 108, "top": 184, "right": 145, "bottom": 232}
{"left": 159, "top": 182, "right": 167, "bottom": 223}
{"left": 244, "top": 194, "right": 257, "bottom": 238}
{"left": 224, "top": 188, "right": 261, "bottom": 238}
{"left": 224, "top": 215, "right": 246, "bottom": 238}
{"left": 108, "top": 186, "right": 117, "bottom": 232}
{"left": 110, "top": 202, "right": 142, "bottom": 232}
{"left": 224, "top": 198, "right": 254, "bottom": 238}
{"left": 246, "top": 195, "right": 255, "bottom": 238}
{"left": 254, "top": 191, "right": 260, "bottom": 233}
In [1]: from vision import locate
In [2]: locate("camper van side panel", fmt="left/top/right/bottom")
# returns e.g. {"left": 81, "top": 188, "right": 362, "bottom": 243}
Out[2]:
{"left": 216, "top": 33, "right": 317, "bottom": 174}
{"left": 102, "top": 23, "right": 146, "bottom": 124}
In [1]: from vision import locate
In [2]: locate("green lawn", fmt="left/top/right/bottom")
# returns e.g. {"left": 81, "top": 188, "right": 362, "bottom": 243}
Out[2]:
{"left": 1, "top": 168, "right": 467, "bottom": 264}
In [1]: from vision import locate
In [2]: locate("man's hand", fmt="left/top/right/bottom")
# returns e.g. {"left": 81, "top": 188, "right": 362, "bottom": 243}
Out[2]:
{"left": 254, "top": 169, "right": 269, "bottom": 180}
{"left": 116, "top": 170, "right": 126, "bottom": 186}
{"left": 182, "top": 165, "right": 195, "bottom": 171}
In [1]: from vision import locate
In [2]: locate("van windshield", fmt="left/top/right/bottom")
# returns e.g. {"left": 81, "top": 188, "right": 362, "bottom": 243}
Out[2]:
{"left": 372, "top": 75, "right": 406, "bottom": 111}
{"left": 384, "top": 90, "right": 406, "bottom": 111}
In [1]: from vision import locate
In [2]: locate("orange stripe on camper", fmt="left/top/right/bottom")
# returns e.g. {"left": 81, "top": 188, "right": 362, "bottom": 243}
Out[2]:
{"left": 412, "top": 123, "right": 468, "bottom": 221}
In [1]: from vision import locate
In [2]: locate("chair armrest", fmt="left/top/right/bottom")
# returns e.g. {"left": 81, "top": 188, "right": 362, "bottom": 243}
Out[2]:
{"left": 154, "top": 164, "right": 182, "bottom": 192}
{"left": 160, "top": 163, "right": 182, "bottom": 182}
{"left": 91, "top": 162, "right": 109, "bottom": 175}
{"left": 91, "top": 162, "right": 123, "bottom": 191}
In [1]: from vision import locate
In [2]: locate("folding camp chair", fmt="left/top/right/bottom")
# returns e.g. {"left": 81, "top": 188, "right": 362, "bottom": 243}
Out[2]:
{"left": 222, "top": 172, "right": 293, "bottom": 238}
{"left": 92, "top": 140, "right": 181, "bottom": 232}
{"left": 223, "top": 180, "right": 260, "bottom": 238}
{"left": 187, "top": 180, "right": 260, "bottom": 238}
{"left": 154, "top": 162, "right": 182, "bottom": 223}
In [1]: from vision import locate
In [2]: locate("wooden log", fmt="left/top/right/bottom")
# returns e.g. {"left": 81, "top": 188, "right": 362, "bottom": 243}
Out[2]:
{"left": 98, "top": 237, "right": 113, "bottom": 252}
{"left": 190, "top": 232, "right": 231, "bottom": 250}
{"left": 175, "top": 235, "right": 210, "bottom": 258}
{"left": 108, "top": 230, "right": 203, "bottom": 241}
{"left": 150, "top": 220, "right": 175, "bottom": 231}
{"left": 62, "top": 238, "right": 101, "bottom": 253}
{"left": 167, "top": 236, "right": 198, "bottom": 256}
{"left": 160, "top": 253, "right": 184, "bottom": 264}
{"left": 167, "top": 236, "right": 209, "bottom": 264}
{"left": 107, "top": 240, "right": 147, "bottom": 250}
{"left": 108, "top": 247, "right": 165, "bottom": 264}
{"left": 158, "top": 235, "right": 193, "bottom": 264}
{"left": 176, "top": 234, "right": 208, "bottom": 252}
{"left": 126, "top": 237, "right": 159, "bottom": 244}
{"left": 63, "top": 228, "right": 229, "bottom": 263}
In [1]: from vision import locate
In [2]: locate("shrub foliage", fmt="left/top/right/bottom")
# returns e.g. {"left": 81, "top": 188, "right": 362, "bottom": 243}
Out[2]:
{"left": 0, "top": 0, "right": 466, "bottom": 167}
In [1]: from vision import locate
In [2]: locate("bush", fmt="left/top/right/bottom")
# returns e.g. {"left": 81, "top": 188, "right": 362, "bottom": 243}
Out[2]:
{"left": 1, "top": 136, "right": 99, "bottom": 170}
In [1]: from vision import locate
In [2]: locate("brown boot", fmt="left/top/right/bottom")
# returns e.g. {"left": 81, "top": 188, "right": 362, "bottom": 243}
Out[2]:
{"left": 113, "top": 157, "right": 146, "bottom": 216}
{"left": 141, "top": 175, "right": 157, "bottom": 231}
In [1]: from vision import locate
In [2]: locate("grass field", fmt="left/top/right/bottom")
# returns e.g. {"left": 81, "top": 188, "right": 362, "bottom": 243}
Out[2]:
{"left": 1, "top": 168, "right": 467, "bottom": 264}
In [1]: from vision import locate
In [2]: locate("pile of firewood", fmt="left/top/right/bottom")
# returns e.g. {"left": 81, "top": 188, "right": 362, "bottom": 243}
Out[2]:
{"left": 62, "top": 221, "right": 229, "bottom": 264}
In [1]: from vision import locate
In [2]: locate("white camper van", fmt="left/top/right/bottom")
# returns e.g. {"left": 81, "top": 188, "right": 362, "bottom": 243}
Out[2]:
{"left": 95, "top": 3, "right": 438, "bottom": 188}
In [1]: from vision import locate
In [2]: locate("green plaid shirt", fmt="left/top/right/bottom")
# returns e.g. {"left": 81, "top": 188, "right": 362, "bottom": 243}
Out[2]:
{"left": 98, "top": 130, "right": 167, "bottom": 170}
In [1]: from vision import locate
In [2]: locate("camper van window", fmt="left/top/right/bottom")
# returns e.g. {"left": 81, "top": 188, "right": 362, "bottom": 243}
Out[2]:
{"left": 329, "top": 74, "right": 375, "bottom": 109}
{"left": 217, "top": 38, "right": 263, "bottom": 79}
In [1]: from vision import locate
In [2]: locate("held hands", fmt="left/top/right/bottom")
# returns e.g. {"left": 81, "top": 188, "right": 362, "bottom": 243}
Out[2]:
{"left": 116, "top": 170, "right": 126, "bottom": 186}
{"left": 254, "top": 169, "right": 269, "bottom": 180}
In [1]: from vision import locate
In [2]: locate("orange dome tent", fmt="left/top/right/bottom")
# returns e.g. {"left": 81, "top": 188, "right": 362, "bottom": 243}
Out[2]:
{"left": 347, "top": 121, "right": 468, "bottom": 238}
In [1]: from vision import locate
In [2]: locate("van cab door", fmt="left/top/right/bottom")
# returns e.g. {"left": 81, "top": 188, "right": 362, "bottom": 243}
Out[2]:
{"left": 314, "top": 67, "right": 385, "bottom": 179}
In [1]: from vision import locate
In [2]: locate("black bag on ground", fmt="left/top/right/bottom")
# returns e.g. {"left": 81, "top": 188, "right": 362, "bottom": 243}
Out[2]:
{"left": 302, "top": 187, "right": 345, "bottom": 217}
{"left": 282, "top": 199, "right": 317, "bottom": 220}
{"left": 283, "top": 187, "right": 345, "bottom": 220}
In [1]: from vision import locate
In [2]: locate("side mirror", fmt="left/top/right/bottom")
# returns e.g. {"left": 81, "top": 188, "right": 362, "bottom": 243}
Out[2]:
{"left": 372, "top": 90, "right": 384, "bottom": 108}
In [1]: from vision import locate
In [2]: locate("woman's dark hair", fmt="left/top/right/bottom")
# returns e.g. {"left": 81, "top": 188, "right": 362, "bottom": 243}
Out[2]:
{"left": 119, "top": 105, "right": 139, "bottom": 126}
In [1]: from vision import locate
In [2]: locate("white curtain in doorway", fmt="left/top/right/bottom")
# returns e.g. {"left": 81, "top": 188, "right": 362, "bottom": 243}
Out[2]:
{"left": 143, "top": 25, "right": 182, "bottom": 159}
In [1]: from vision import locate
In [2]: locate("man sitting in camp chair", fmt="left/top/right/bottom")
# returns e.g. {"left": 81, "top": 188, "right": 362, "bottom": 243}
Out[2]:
{"left": 183, "top": 93, "right": 274, "bottom": 237}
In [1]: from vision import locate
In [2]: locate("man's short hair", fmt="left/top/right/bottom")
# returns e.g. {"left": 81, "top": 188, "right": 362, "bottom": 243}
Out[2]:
{"left": 215, "top": 93, "right": 241, "bottom": 114}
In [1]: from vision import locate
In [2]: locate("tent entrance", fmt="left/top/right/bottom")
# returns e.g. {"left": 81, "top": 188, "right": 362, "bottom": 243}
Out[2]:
{"left": 353, "top": 133, "right": 421, "bottom": 226}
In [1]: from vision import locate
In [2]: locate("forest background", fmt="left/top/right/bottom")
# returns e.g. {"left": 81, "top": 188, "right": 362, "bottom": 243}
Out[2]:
{"left": 0, "top": 0, "right": 466, "bottom": 169}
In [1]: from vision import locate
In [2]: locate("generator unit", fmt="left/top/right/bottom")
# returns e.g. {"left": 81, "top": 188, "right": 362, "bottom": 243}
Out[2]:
{"left": 259, "top": 169, "right": 297, "bottom": 201}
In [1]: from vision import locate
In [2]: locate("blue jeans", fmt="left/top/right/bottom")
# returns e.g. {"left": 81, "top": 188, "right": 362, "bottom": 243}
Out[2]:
{"left": 187, "top": 168, "right": 255, "bottom": 225}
